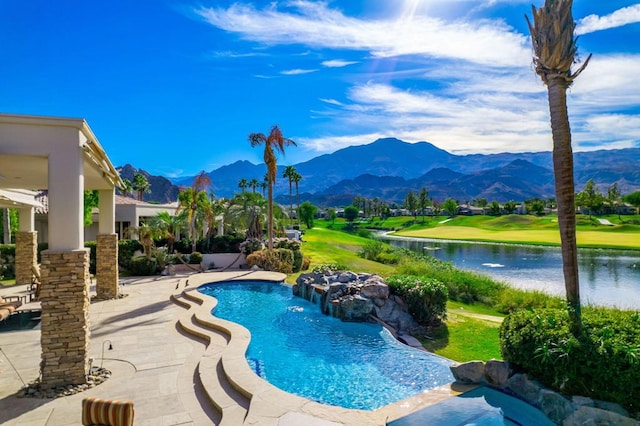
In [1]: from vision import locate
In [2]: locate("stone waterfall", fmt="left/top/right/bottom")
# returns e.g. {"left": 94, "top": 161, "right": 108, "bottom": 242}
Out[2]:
{"left": 293, "top": 270, "right": 418, "bottom": 335}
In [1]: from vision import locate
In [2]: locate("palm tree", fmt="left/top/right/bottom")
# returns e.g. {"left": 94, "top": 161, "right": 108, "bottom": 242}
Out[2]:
{"left": 150, "top": 211, "right": 187, "bottom": 253}
{"left": 292, "top": 171, "right": 302, "bottom": 226}
{"left": 249, "top": 178, "right": 259, "bottom": 194}
{"left": 132, "top": 173, "right": 151, "bottom": 201}
{"left": 249, "top": 125, "right": 297, "bottom": 249}
{"left": 238, "top": 178, "right": 249, "bottom": 194}
{"left": 119, "top": 178, "right": 133, "bottom": 198}
{"left": 177, "top": 171, "right": 211, "bottom": 252}
{"left": 260, "top": 180, "right": 268, "bottom": 198}
{"left": 282, "top": 165, "right": 297, "bottom": 226}
{"left": 527, "top": 0, "right": 591, "bottom": 336}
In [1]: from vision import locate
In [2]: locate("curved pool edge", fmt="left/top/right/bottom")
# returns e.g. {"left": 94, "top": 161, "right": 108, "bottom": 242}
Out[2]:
{"left": 173, "top": 271, "right": 387, "bottom": 425}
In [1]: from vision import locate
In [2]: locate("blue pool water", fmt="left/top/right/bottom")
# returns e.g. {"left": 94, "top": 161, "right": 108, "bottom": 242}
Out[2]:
{"left": 389, "top": 386, "right": 554, "bottom": 426}
{"left": 198, "top": 280, "right": 454, "bottom": 410}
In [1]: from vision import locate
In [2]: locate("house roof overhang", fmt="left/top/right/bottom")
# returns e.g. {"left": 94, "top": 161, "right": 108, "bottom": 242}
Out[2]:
{"left": 0, "top": 113, "right": 124, "bottom": 191}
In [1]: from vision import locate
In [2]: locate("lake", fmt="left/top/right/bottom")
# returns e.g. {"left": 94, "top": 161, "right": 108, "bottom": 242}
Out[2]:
{"left": 381, "top": 234, "right": 640, "bottom": 310}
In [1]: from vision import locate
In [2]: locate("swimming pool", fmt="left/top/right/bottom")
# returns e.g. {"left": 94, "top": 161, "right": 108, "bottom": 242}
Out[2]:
{"left": 389, "top": 386, "right": 554, "bottom": 426}
{"left": 198, "top": 280, "right": 454, "bottom": 410}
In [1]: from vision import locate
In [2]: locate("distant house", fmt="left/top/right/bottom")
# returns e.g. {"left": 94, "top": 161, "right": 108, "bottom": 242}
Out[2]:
{"left": 34, "top": 192, "right": 179, "bottom": 243}
{"left": 458, "top": 204, "right": 484, "bottom": 216}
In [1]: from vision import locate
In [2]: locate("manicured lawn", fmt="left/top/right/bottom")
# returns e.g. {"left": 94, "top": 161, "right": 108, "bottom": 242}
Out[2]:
{"left": 389, "top": 214, "right": 640, "bottom": 250}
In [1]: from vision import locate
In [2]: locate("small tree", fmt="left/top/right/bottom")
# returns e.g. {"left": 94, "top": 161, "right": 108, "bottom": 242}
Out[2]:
{"left": 475, "top": 198, "right": 488, "bottom": 214}
{"left": 326, "top": 208, "right": 337, "bottom": 225}
{"left": 238, "top": 178, "right": 249, "bottom": 194}
{"left": 623, "top": 191, "right": 640, "bottom": 214}
{"left": 298, "top": 201, "right": 318, "bottom": 229}
{"left": 503, "top": 200, "right": 517, "bottom": 214}
{"left": 576, "top": 179, "right": 603, "bottom": 219}
{"left": 418, "top": 188, "right": 430, "bottom": 222}
{"left": 404, "top": 190, "right": 418, "bottom": 218}
{"left": 83, "top": 190, "right": 99, "bottom": 226}
{"left": 489, "top": 201, "right": 502, "bottom": 216}
{"left": 442, "top": 198, "right": 458, "bottom": 217}
{"left": 605, "top": 183, "right": 621, "bottom": 218}
{"left": 344, "top": 205, "right": 359, "bottom": 224}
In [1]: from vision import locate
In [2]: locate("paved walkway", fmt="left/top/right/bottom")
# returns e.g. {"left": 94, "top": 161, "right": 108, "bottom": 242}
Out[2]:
{"left": 0, "top": 273, "right": 217, "bottom": 426}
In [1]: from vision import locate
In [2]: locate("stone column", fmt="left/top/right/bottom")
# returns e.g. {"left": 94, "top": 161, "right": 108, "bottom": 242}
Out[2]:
{"left": 40, "top": 249, "right": 90, "bottom": 389}
{"left": 96, "top": 233, "right": 119, "bottom": 299}
{"left": 15, "top": 231, "right": 37, "bottom": 285}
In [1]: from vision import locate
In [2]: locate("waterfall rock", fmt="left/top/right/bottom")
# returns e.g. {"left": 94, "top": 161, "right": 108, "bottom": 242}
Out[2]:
{"left": 335, "top": 295, "right": 374, "bottom": 321}
{"left": 538, "top": 389, "right": 575, "bottom": 424}
{"left": 293, "top": 270, "right": 418, "bottom": 333}
{"left": 507, "top": 374, "right": 543, "bottom": 406}
{"left": 564, "top": 406, "right": 639, "bottom": 426}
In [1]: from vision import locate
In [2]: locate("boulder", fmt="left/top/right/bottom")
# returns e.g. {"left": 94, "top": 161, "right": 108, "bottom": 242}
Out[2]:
{"left": 563, "top": 406, "right": 639, "bottom": 426}
{"left": 484, "top": 360, "right": 510, "bottom": 388}
{"left": 360, "top": 280, "right": 389, "bottom": 300}
{"left": 593, "top": 400, "right": 631, "bottom": 418}
{"left": 338, "top": 271, "right": 357, "bottom": 283}
{"left": 336, "top": 295, "right": 373, "bottom": 322}
{"left": 450, "top": 361, "right": 486, "bottom": 384}
{"left": 507, "top": 373, "right": 543, "bottom": 406}
{"left": 538, "top": 389, "right": 575, "bottom": 424}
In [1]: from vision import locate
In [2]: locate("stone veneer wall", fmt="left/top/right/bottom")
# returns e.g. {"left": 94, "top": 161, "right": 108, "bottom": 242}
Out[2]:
{"left": 15, "top": 231, "right": 37, "bottom": 285}
{"left": 96, "top": 233, "right": 118, "bottom": 300}
{"left": 40, "top": 249, "right": 90, "bottom": 389}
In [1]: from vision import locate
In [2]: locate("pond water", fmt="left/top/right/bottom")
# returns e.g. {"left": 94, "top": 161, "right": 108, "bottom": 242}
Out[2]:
{"left": 382, "top": 234, "right": 640, "bottom": 310}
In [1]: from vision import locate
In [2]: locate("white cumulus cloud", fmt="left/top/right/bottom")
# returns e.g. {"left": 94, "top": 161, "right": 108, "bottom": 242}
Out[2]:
{"left": 576, "top": 4, "right": 640, "bottom": 35}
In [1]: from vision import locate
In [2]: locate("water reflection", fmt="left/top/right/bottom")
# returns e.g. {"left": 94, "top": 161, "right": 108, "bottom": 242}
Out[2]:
{"left": 382, "top": 235, "right": 640, "bottom": 309}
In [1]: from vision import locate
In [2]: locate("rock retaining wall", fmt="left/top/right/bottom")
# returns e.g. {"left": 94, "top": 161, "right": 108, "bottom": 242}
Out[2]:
{"left": 451, "top": 360, "right": 638, "bottom": 425}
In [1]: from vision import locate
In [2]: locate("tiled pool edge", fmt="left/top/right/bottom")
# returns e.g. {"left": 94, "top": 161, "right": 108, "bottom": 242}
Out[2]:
{"left": 171, "top": 271, "right": 469, "bottom": 425}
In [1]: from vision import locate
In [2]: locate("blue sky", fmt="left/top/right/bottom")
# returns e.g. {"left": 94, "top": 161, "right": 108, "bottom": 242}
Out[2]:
{"left": 1, "top": 1, "right": 639, "bottom": 178}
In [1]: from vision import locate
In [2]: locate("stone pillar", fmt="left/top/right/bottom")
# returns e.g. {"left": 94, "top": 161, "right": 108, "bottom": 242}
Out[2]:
{"left": 15, "top": 231, "right": 37, "bottom": 285}
{"left": 96, "top": 234, "right": 119, "bottom": 299}
{"left": 40, "top": 249, "right": 90, "bottom": 389}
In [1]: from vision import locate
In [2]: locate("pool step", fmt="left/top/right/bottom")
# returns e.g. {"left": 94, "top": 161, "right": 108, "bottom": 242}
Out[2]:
{"left": 172, "top": 284, "right": 251, "bottom": 425}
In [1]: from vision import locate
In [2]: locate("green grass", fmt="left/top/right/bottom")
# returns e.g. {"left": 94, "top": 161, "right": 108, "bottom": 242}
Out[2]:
{"left": 390, "top": 214, "right": 640, "bottom": 250}
{"left": 421, "top": 301, "right": 503, "bottom": 362}
{"left": 1, "top": 278, "right": 16, "bottom": 287}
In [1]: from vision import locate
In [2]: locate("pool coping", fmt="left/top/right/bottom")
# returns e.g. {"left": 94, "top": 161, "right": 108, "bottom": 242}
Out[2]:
{"left": 172, "top": 271, "right": 476, "bottom": 425}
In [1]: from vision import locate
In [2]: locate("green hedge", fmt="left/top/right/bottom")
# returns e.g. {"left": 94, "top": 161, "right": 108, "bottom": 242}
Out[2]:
{"left": 386, "top": 274, "right": 448, "bottom": 325}
{"left": 0, "top": 244, "right": 16, "bottom": 278}
{"left": 128, "top": 257, "right": 158, "bottom": 276}
{"left": 500, "top": 308, "right": 640, "bottom": 411}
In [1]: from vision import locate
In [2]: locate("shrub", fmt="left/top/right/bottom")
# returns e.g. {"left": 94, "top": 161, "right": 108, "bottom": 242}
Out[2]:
{"left": 311, "top": 263, "right": 347, "bottom": 274}
{"left": 173, "top": 239, "right": 193, "bottom": 254}
{"left": 128, "top": 256, "right": 158, "bottom": 276}
{"left": 118, "top": 240, "right": 143, "bottom": 269}
{"left": 292, "top": 250, "right": 303, "bottom": 272}
{"left": 358, "top": 240, "right": 386, "bottom": 261}
{"left": 188, "top": 251, "right": 203, "bottom": 265}
{"left": 246, "top": 249, "right": 294, "bottom": 273}
{"left": 239, "top": 238, "right": 264, "bottom": 255}
{"left": 386, "top": 274, "right": 448, "bottom": 325}
{"left": 0, "top": 244, "right": 16, "bottom": 278}
{"left": 84, "top": 241, "right": 97, "bottom": 274}
{"left": 500, "top": 308, "right": 640, "bottom": 411}
{"left": 301, "top": 256, "right": 311, "bottom": 271}
{"left": 196, "top": 234, "right": 245, "bottom": 253}
{"left": 274, "top": 237, "right": 301, "bottom": 251}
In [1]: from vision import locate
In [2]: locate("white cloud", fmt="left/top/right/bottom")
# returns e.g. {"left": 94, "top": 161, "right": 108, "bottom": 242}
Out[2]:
{"left": 196, "top": 1, "right": 530, "bottom": 67}
{"left": 576, "top": 4, "right": 640, "bottom": 35}
{"left": 319, "top": 98, "right": 343, "bottom": 106}
{"left": 280, "top": 68, "right": 318, "bottom": 75}
{"left": 322, "top": 59, "right": 358, "bottom": 68}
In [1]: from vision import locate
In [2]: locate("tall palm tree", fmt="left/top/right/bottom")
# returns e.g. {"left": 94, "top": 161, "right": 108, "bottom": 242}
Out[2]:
{"left": 249, "top": 178, "right": 259, "bottom": 194}
{"left": 132, "top": 173, "right": 151, "bottom": 201}
{"left": 249, "top": 125, "right": 297, "bottom": 249}
{"left": 292, "top": 171, "right": 302, "bottom": 226}
{"left": 238, "top": 178, "right": 249, "bottom": 194}
{"left": 527, "top": 0, "right": 591, "bottom": 336}
{"left": 177, "top": 171, "right": 211, "bottom": 252}
{"left": 260, "top": 180, "right": 268, "bottom": 198}
{"left": 282, "top": 165, "right": 297, "bottom": 226}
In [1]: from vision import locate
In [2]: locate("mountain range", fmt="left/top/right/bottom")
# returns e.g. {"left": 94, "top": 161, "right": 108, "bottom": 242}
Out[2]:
{"left": 119, "top": 138, "right": 640, "bottom": 206}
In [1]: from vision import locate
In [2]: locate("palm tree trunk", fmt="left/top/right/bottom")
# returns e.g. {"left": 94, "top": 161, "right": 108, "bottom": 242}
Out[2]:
{"left": 267, "top": 181, "right": 274, "bottom": 249}
{"left": 548, "top": 78, "right": 582, "bottom": 336}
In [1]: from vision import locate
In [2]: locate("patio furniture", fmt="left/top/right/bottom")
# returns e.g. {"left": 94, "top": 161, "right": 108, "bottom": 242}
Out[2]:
{"left": 0, "top": 295, "right": 23, "bottom": 321}
{"left": 81, "top": 397, "right": 135, "bottom": 426}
